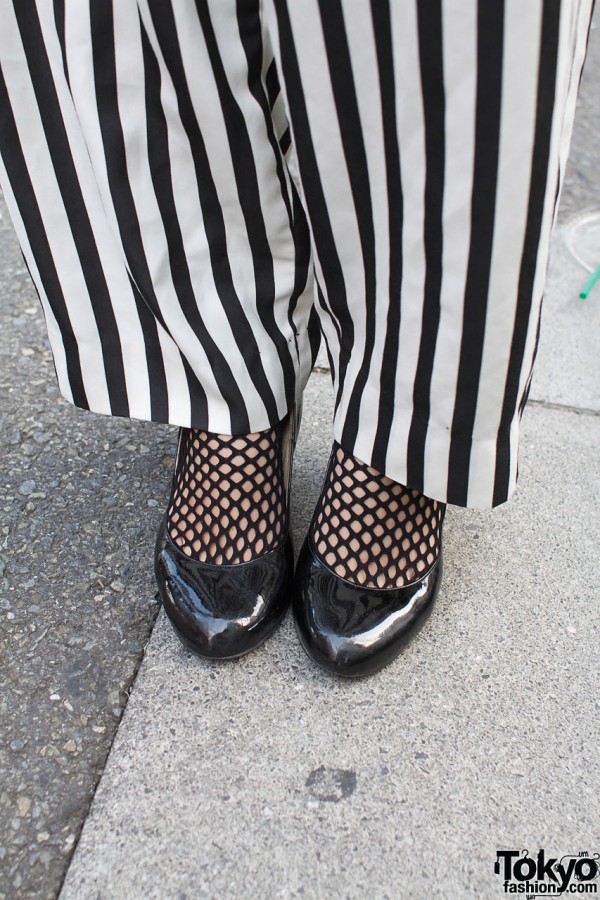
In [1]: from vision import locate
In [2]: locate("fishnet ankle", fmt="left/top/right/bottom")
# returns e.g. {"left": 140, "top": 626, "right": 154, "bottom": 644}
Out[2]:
{"left": 311, "top": 443, "right": 445, "bottom": 589}
{"left": 167, "top": 427, "right": 287, "bottom": 565}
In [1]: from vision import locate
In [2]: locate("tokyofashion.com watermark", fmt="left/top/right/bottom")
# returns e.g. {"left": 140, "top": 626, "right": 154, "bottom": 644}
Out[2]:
{"left": 494, "top": 850, "right": 599, "bottom": 896}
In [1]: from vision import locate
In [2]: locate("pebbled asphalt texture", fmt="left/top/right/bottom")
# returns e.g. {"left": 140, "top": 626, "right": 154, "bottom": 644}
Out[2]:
{"left": 0, "top": 212, "right": 173, "bottom": 899}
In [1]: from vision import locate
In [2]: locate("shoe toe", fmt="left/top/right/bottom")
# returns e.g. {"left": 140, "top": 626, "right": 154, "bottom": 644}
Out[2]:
{"left": 155, "top": 522, "right": 293, "bottom": 659}
{"left": 293, "top": 540, "right": 442, "bottom": 677}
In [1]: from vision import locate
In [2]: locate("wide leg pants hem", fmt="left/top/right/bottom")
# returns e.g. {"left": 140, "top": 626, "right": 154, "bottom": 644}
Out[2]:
{"left": 335, "top": 413, "right": 523, "bottom": 510}
{"left": 50, "top": 329, "right": 316, "bottom": 437}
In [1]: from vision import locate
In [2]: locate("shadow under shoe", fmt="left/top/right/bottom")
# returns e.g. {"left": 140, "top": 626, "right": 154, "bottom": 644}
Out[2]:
{"left": 293, "top": 536, "right": 443, "bottom": 677}
{"left": 155, "top": 405, "right": 300, "bottom": 660}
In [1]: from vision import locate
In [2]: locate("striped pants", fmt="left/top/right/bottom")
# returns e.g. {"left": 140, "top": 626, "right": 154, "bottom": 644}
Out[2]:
{"left": 0, "top": 1, "right": 594, "bottom": 508}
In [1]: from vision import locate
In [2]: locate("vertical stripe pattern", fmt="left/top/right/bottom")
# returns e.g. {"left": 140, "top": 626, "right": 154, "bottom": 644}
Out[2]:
{"left": 0, "top": 0, "right": 595, "bottom": 507}
{"left": 265, "top": 0, "right": 595, "bottom": 507}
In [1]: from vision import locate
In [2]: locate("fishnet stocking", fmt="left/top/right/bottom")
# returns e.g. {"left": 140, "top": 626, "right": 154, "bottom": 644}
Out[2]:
{"left": 167, "top": 427, "right": 287, "bottom": 565}
{"left": 311, "top": 443, "right": 445, "bottom": 589}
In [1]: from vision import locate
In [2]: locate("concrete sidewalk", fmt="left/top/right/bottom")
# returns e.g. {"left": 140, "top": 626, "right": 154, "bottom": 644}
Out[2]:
{"left": 58, "top": 215, "right": 599, "bottom": 899}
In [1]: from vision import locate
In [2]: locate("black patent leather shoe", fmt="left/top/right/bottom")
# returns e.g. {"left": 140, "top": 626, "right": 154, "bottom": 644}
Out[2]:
{"left": 155, "top": 404, "right": 300, "bottom": 660}
{"left": 155, "top": 521, "right": 294, "bottom": 659}
{"left": 292, "top": 536, "right": 442, "bottom": 677}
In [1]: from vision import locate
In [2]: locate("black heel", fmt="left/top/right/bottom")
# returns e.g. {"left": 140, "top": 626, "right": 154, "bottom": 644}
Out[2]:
{"left": 155, "top": 403, "right": 301, "bottom": 660}
{"left": 292, "top": 441, "right": 444, "bottom": 676}
{"left": 292, "top": 538, "right": 442, "bottom": 677}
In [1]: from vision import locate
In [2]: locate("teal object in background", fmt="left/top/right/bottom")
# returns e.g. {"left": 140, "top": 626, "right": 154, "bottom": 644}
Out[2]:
{"left": 579, "top": 264, "right": 600, "bottom": 298}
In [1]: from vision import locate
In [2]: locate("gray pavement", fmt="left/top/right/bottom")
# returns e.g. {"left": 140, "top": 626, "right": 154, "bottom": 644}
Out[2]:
{"left": 0, "top": 206, "right": 173, "bottom": 899}
{"left": 529, "top": 222, "right": 600, "bottom": 410}
{"left": 59, "top": 389, "right": 600, "bottom": 900}
{"left": 557, "top": 13, "right": 600, "bottom": 222}
{"left": 1, "top": 11, "right": 599, "bottom": 900}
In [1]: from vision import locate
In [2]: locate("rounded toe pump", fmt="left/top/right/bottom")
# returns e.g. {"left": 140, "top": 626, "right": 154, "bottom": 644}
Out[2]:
{"left": 155, "top": 519, "right": 294, "bottom": 659}
{"left": 292, "top": 537, "right": 442, "bottom": 677}
{"left": 155, "top": 403, "right": 301, "bottom": 661}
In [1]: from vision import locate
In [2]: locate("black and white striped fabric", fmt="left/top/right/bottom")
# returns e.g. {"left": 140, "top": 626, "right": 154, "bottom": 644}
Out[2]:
{"left": 0, "top": 0, "right": 594, "bottom": 508}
